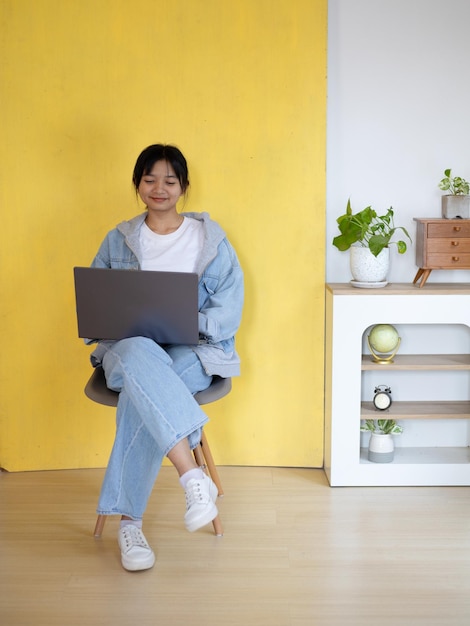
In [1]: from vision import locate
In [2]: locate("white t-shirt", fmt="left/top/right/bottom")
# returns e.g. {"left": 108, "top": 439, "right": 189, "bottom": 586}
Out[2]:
{"left": 139, "top": 216, "right": 204, "bottom": 272}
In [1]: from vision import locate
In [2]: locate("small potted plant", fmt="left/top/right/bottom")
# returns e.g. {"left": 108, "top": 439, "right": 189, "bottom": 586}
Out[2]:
{"left": 332, "top": 199, "right": 412, "bottom": 286}
{"left": 360, "top": 418, "right": 403, "bottom": 463}
{"left": 438, "top": 169, "right": 470, "bottom": 219}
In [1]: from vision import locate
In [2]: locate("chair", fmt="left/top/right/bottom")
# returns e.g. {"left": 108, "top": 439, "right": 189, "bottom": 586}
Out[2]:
{"left": 85, "top": 366, "right": 231, "bottom": 537}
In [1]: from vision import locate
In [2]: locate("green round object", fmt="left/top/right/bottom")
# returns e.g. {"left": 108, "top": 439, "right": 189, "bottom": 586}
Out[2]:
{"left": 368, "top": 324, "right": 399, "bottom": 354}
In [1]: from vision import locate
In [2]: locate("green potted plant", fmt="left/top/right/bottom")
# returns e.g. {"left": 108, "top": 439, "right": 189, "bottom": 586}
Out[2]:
{"left": 438, "top": 169, "right": 470, "bottom": 219}
{"left": 361, "top": 418, "right": 403, "bottom": 463}
{"left": 332, "top": 199, "right": 412, "bottom": 286}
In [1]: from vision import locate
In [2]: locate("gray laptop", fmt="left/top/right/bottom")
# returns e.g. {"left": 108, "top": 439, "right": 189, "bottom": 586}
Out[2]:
{"left": 73, "top": 267, "right": 199, "bottom": 345}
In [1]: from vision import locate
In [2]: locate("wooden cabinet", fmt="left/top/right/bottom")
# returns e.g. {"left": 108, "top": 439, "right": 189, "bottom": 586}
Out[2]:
{"left": 325, "top": 283, "right": 470, "bottom": 486}
{"left": 414, "top": 218, "right": 470, "bottom": 287}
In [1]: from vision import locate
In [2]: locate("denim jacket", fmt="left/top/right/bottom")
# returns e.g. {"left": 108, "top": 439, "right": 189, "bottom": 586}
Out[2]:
{"left": 87, "top": 211, "right": 244, "bottom": 377}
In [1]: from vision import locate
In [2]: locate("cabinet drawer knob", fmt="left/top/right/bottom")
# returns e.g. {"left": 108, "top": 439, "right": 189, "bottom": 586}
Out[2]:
{"left": 452, "top": 241, "right": 460, "bottom": 246}
{"left": 453, "top": 226, "right": 462, "bottom": 232}
{"left": 452, "top": 256, "right": 460, "bottom": 261}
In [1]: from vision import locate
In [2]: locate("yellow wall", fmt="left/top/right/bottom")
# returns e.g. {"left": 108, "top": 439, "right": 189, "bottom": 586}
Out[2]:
{"left": 0, "top": 0, "right": 327, "bottom": 471}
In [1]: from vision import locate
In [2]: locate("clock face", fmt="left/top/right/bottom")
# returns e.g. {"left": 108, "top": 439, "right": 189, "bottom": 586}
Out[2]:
{"left": 374, "top": 391, "right": 391, "bottom": 410}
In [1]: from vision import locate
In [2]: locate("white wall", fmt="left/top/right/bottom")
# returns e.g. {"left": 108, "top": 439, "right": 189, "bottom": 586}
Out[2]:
{"left": 327, "top": 2, "right": 470, "bottom": 449}
{"left": 327, "top": 0, "right": 470, "bottom": 284}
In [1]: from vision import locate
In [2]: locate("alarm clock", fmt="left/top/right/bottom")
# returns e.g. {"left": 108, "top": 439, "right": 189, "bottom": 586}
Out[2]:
{"left": 373, "top": 385, "right": 392, "bottom": 411}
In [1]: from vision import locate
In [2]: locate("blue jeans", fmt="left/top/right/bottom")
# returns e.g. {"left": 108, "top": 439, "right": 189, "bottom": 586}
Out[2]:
{"left": 96, "top": 337, "right": 212, "bottom": 520}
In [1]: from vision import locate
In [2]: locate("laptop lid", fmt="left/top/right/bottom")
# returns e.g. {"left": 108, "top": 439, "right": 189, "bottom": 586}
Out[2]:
{"left": 73, "top": 267, "right": 199, "bottom": 345}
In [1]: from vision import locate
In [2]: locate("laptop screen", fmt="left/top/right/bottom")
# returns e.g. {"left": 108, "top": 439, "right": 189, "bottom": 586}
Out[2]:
{"left": 74, "top": 267, "right": 199, "bottom": 345}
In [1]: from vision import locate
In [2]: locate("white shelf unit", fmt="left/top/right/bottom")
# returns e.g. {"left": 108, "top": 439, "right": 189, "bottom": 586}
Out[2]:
{"left": 324, "top": 283, "right": 470, "bottom": 486}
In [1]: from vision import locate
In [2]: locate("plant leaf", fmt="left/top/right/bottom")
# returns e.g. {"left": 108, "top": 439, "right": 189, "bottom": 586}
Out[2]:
{"left": 368, "top": 234, "right": 389, "bottom": 257}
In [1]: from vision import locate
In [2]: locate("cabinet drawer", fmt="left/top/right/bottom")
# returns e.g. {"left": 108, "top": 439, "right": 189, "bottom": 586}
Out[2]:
{"left": 426, "top": 253, "right": 470, "bottom": 268}
{"left": 427, "top": 238, "right": 470, "bottom": 253}
{"left": 428, "top": 223, "right": 470, "bottom": 238}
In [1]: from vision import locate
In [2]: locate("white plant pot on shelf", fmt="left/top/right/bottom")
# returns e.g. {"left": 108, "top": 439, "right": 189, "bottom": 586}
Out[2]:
{"left": 442, "top": 195, "right": 470, "bottom": 219}
{"left": 350, "top": 245, "right": 390, "bottom": 286}
{"left": 368, "top": 432, "right": 394, "bottom": 463}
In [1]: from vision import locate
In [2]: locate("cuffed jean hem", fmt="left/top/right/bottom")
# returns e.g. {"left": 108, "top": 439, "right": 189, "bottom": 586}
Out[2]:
{"left": 162, "top": 421, "right": 208, "bottom": 457}
{"left": 96, "top": 509, "right": 143, "bottom": 521}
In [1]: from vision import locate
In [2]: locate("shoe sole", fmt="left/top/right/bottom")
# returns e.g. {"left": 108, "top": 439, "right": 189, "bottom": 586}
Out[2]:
{"left": 121, "top": 552, "right": 156, "bottom": 572}
{"left": 185, "top": 500, "right": 218, "bottom": 533}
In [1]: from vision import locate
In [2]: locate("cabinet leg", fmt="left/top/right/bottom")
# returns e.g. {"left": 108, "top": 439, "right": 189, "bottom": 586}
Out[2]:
{"left": 413, "top": 268, "right": 432, "bottom": 288}
{"left": 413, "top": 268, "right": 424, "bottom": 284}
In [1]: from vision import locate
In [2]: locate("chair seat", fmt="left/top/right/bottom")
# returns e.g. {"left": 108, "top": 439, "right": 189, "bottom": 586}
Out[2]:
{"left": 85, "top": 366, "right": 231, "bottom": 407}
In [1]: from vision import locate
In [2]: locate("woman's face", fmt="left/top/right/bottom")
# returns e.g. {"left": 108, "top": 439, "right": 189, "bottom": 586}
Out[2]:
{"left": 138, "top": 159, "right": 183, "bottom": 214}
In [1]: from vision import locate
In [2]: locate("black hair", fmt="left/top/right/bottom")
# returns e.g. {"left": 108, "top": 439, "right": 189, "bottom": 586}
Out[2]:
{"left": 132, "top": 144, "right": 189, "bottom": 192}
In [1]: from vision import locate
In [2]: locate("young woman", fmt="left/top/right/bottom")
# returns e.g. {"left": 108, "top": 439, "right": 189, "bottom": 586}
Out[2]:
{"left": 87, "top": 144, "right": 244, "bottom": 571}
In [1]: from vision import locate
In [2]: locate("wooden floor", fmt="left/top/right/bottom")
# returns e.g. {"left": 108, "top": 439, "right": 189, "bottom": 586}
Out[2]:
{"left": 1, "top": 466, "right": 470, "bottom": 626}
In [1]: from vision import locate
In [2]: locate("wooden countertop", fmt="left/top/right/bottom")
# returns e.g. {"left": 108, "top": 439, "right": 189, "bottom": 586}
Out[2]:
{"left": 326, "top": 282, "right": 470, "bottom": 295}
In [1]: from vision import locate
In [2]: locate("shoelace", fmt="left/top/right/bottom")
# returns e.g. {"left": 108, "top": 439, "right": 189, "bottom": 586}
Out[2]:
{"left": 121, "top": 526, "right": 149, "bottom": 551}
{"left": 185, "top": 480, "right": 209, "bottom": 509}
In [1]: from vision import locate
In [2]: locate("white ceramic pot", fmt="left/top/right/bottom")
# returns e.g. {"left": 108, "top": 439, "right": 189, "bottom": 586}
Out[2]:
{"left": 350, "top": 246, "right": 390, "bottom": 283}
{"left": 368, "top": 432, "right": 394, "bottom": 463}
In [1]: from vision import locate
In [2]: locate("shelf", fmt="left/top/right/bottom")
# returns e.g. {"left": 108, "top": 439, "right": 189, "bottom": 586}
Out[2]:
{"left": 361, "top": 400, "right": 470, "bottom": 420}
{"left": 327, "top": 283, "right": 470, "bottom": 296}
{"left": 325, "top": 284, "right": 470, "bottom": 486}
{"left": 360, "top": 446, "right": 470, "bottom": 465}
{"left": 362, "top": 354, "right": 470, "bottom": 371}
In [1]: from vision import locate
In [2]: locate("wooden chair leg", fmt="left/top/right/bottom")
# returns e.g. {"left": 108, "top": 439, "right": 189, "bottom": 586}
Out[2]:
{"left": 192, "top": 442, "right": 206, "bottom": 469}
{"left": 94, "top": 514, "right": 107, "bottom": 538}
{"left": 200, "top": 431, "right": 224, "bottom": 497}
{"left": 193, "top": 431, "right": 224, "bottom": 536}
{"left": 193, "top": 437, "right": 223, "bottom": 497}
{"left": 211, "top": 514, "right": 224, "bottom": 537}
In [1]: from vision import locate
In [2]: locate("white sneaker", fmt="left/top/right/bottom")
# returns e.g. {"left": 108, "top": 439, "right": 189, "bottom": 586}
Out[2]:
{"left": 118, "top": 525, "right": 155, "bottom": 571}
{"left": 184, "top": 474, "right": 218, "bottom": 532}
